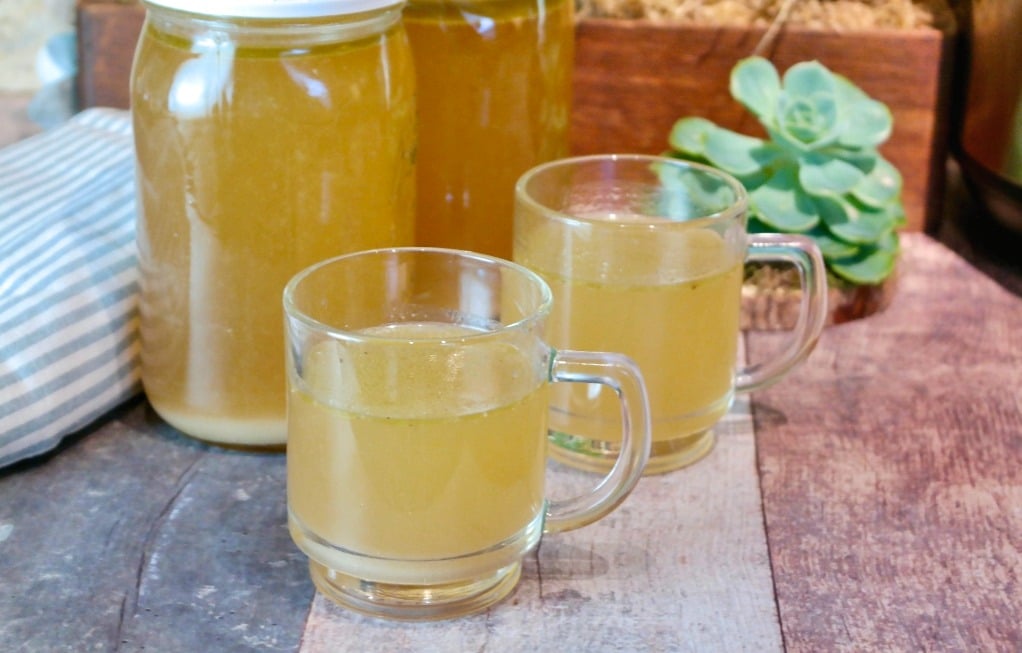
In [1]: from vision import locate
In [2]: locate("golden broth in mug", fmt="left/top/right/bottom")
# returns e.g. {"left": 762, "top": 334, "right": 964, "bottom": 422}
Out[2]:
{"left": 287, "top": 322, "right": 548, "bottom": 582}
{"left": 515, "top": 214, "right": 743, "bottom": 444}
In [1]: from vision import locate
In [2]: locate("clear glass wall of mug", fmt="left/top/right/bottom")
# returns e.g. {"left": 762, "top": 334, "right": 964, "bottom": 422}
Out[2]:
{"left": 131, "top": 0, "right": 416, "bottom": 447}
{"left": 283, "top": 248, "right": 651, "bottom": 619}
{"left": 513, "top": 155, "right": 827, "bottom": 474}
{"left": 405, "top": 0, "right": 573, "bottom": 259}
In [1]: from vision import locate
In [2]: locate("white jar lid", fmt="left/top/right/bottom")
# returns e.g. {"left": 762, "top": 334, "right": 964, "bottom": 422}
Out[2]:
{"left": 143, "top": 0, "right": 403, "bottom": 18}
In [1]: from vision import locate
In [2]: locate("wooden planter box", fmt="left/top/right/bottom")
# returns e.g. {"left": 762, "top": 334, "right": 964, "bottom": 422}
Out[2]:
{"left": 77, "top": 1, "right": 955, "bottom": 231}
{"left": 76, "top": 0, "right": 143, "bottom": 111}
{"left": 571, "top": 17, "right": 957, "bottom": 232}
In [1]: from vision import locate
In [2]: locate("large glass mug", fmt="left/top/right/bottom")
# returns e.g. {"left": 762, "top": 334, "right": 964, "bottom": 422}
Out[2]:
{"left": 283, "top": 247, "right": 651, "bottom": 620}
{"left": 131, "top": 0, "right": 416, "bottom": 447}
{"left": 513, "top": 154, "right": 827, "bottom": 474}
{"left": 405, "top": 0, "right": 574, "bottom": 260}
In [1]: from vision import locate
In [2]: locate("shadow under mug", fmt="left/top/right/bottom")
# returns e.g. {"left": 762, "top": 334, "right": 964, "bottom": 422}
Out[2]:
{"left": 513, "top": 154, "right": 827, "bottom": 475}
{"left": 282, "top": 247, "right": 652, "bottom": 620}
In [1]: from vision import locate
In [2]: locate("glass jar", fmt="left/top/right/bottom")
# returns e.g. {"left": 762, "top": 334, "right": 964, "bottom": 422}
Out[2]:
{"left": 404, "top": 0, "right": 574, "bottom": 260}
{"left": 131, "top": 0, "right": 416, "bottom": 447}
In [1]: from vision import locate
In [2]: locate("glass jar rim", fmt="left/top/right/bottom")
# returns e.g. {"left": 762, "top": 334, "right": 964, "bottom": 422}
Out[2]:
{"left": 141, "top": 0, "right": 404, "bottom": 18}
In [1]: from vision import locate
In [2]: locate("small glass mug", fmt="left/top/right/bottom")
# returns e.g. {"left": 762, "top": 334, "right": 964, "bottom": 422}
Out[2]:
{"left": 513, "top": 154, "right": 827, "bottom": 475}
{"left": 283, "top": 247, "right": 651, "bottom": 620}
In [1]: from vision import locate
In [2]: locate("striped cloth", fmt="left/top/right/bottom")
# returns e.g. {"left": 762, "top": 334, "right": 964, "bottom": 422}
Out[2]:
{"left": 0, "top": 108, "right": 140, "bottom": 468}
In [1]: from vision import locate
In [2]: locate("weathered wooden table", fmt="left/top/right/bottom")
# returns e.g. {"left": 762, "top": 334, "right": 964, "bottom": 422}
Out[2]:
{"left": 2, "top": 229, "right": 1020, "bottom": 652}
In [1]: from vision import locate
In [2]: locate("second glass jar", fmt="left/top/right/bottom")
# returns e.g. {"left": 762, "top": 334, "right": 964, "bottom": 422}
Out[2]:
{"left": 405, "top": 0, "right": 574, "bottom": 260}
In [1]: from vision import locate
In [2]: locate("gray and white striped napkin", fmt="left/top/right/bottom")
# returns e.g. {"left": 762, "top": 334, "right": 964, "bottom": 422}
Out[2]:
{"left": 0, "top": 108, "right": 140, "bottom": 468}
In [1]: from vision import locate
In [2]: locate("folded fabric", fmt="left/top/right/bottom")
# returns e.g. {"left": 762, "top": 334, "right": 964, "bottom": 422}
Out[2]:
{"left": 0, "top": 108, "right": 140, "bottom": 468}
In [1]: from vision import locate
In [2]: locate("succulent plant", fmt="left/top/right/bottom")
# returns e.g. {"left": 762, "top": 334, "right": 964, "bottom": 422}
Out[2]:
{"left": 667, "top": 56, "right": 903, "bottom": 285}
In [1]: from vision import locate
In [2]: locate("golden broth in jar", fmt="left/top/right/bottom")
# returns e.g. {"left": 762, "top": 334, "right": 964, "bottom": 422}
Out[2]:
{"left": 131, "top": 3, "right": 416, "bottom": 446}
{"left": 405, "top": 0, "right": 573, "bottom": 259}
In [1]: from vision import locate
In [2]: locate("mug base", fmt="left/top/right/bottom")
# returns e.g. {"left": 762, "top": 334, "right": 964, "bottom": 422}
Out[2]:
{"left": 549, "top": 428, "right": 715, "bottom": 475}
{"left": 309, "top": 558, "right": 522, "bottom": 621}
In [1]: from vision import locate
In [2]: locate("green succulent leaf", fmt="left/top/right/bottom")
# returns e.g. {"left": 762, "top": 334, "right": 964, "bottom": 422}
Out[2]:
{"left": 735, "top": 168, "right": 772, "bottom": 193}
{"left": 799, "top": 152, "right": 866, "bottom": 195}
{"left": 746, "top": 214, "right": 774, "bottom": 233}
{"left": 829, "top": 248, "right": 896, "bottom": 285}
{"left": 775, "top": 62, "right": 841, "bottom": 149}
{"left": 815, "top": 194, "right": 895, "bottom": 244}
{"left": 783, "top": 61, "right": 835, "bottom": 98}
{"left": 888, "top": 196, "right": 908, "bottom": 228}
{"left": 775, "top": 96, "right": 840, "bottom": 150}
{"left": 652, "top": 161, "right": 742, "bottom": 219}
{"left": 806, "top": 224, "right": 861, "bottom": 260}
{"left": 852, "top": 155, "right": 903, "bottom": 208}
{"left": 666, "top": 57, "right": 903, "bottom": 284}
{"left": 703, "top": 127, "right": 776, "bottom": 176}
{"left": 730, "top": 57, "right": 781, "bottom": 122}
{"left": 834, "top": 76, "right": 893, "bottom": 148}
{"left": 669, "top": 117, "right": 716, "bottom": 157}
{"left": 819, "top": 143, "right": 878, "bottom": 168}
{"left": 749, "top": 166, "right": 819, "bottom": 232}
{"left": 828, "top": 231, "right": 899, "bottom": 285}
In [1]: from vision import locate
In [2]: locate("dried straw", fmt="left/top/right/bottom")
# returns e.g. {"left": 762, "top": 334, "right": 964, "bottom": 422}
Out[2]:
{"left": 577, "top": 0, "right": 947, "bottom": 30}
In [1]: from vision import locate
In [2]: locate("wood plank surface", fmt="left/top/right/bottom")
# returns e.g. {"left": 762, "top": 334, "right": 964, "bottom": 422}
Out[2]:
{"left": 749, "top": 232, "right": 1022, "bottom": 652}
{"left": 0, "top": 383, "right": 781, "bottom": 651}
{"left": 0, "top": 401, "right": 313, "bottom": 653}
{"left": 299, "top": 394, "right": 783, "bottom": 652}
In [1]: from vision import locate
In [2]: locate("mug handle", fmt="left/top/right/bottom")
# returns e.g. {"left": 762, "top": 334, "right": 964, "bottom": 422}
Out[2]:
{"left": 542, "top": 350, "right": 652, "bottom": 534}
{"left": 735, "top": 233, "right": 828, "bottom": 393}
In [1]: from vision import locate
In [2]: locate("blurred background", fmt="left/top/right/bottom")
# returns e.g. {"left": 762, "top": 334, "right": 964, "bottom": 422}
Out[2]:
{"left": 0, "top": 0, "right": 77, "bottom": 146}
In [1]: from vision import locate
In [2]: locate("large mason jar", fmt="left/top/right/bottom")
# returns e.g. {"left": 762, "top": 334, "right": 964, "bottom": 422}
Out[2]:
{"left": 404, "top": 0, "right": 574, "bottom": 259}
{"left": 131, "top": 0, "right": 416, "bottom": 447}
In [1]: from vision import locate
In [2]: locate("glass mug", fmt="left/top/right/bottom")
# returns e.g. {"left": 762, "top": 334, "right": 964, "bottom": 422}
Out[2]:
{"left": 513, "top": 154, "right": 827, "bottom": 475}
{"left": 283, "top": 247, "right": 651, "bottom": 620}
